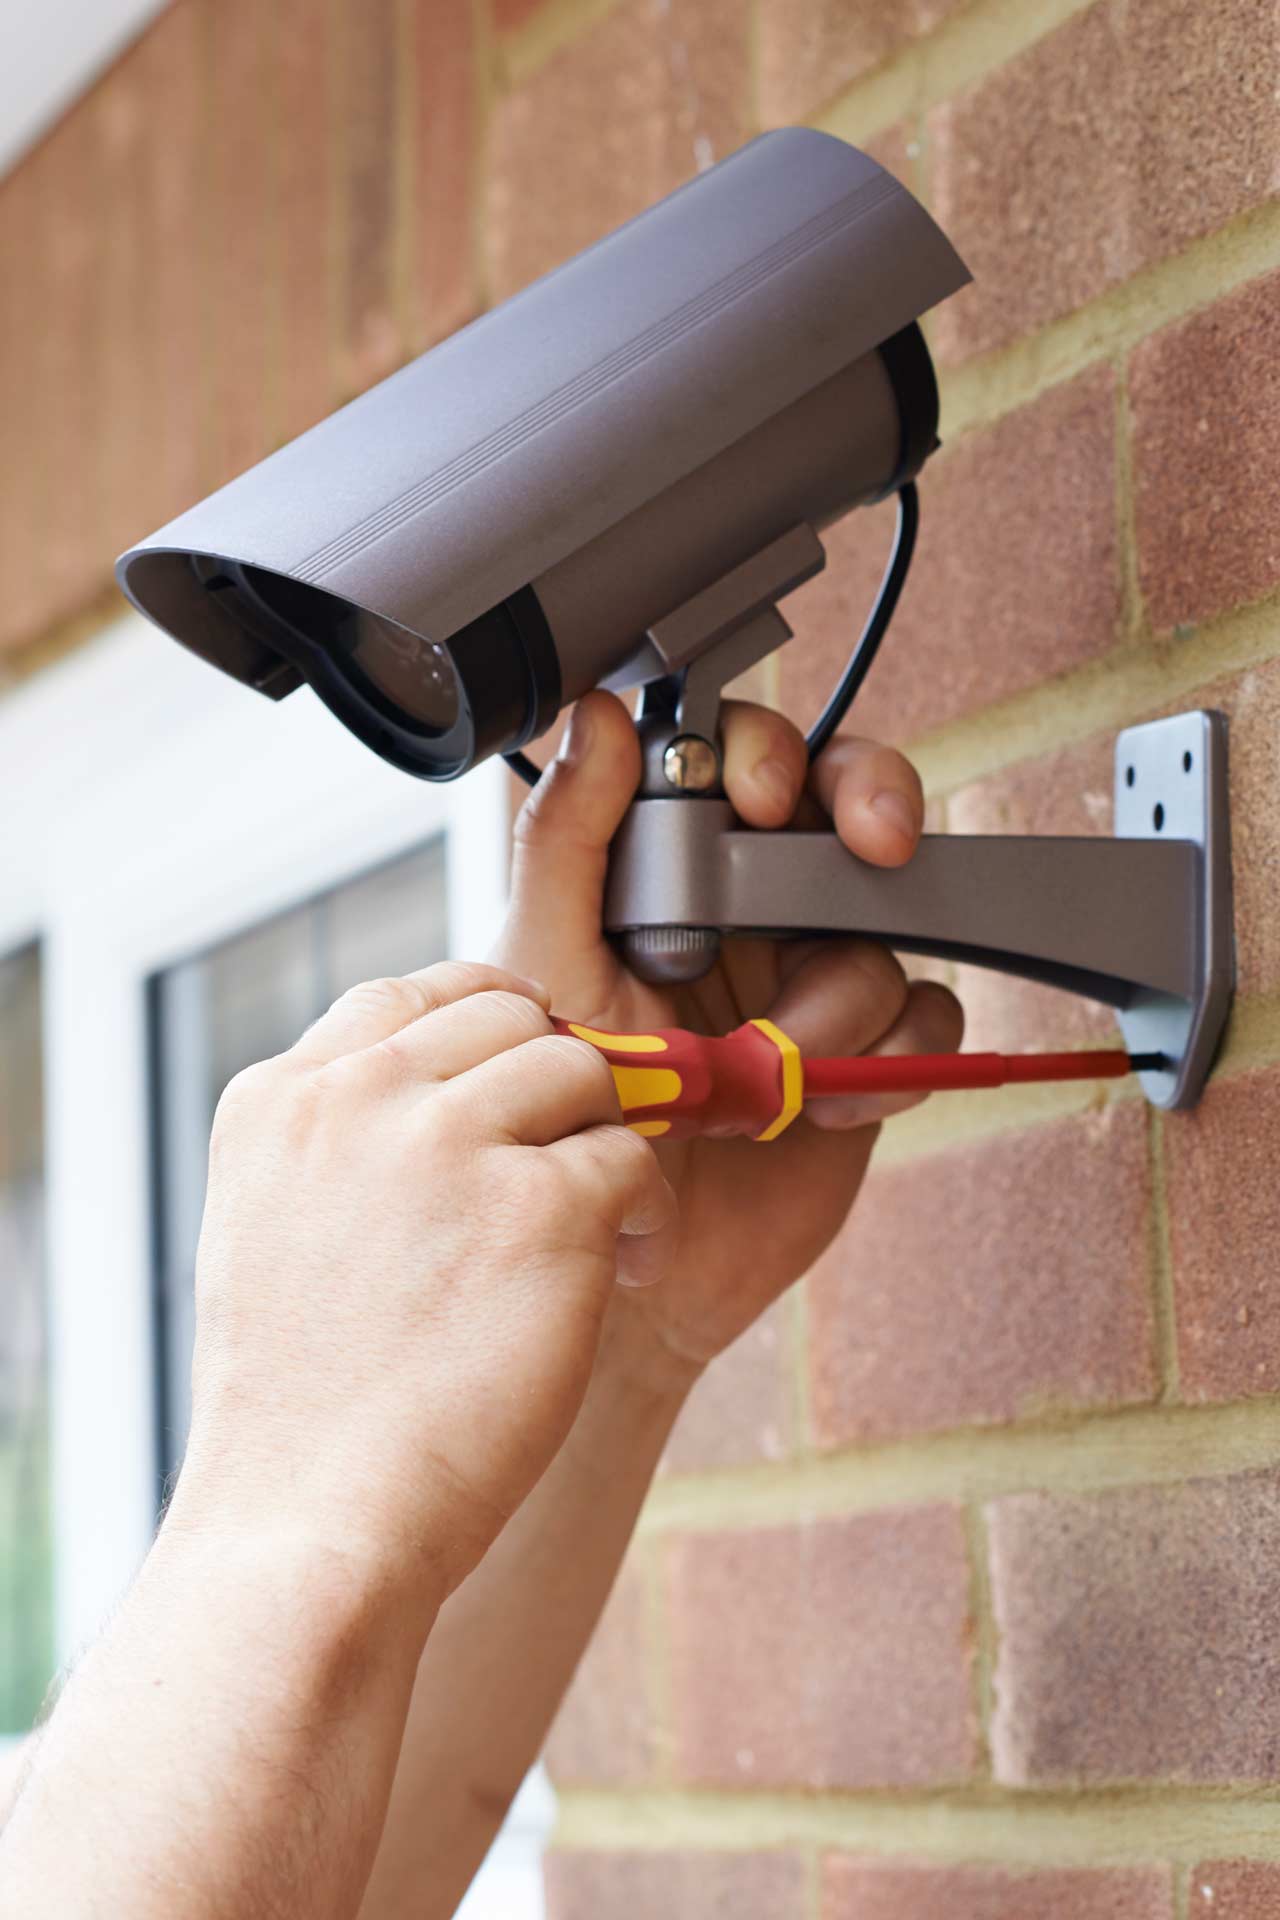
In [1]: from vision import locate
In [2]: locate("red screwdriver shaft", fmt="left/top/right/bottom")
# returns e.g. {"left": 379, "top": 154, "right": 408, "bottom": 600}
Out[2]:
{"left": 801, "top": 1048, "right": 1140, "bottom": 1096}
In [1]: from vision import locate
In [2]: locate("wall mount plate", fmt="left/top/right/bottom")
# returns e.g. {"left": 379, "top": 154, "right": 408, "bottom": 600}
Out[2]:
{"left": 1114, "top": 710, "right": 1234, "bottom": 1109}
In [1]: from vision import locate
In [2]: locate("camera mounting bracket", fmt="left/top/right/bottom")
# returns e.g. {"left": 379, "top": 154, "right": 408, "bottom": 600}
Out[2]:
{"left": 606, "top": 548, "right": 1234, "bottom": 1109}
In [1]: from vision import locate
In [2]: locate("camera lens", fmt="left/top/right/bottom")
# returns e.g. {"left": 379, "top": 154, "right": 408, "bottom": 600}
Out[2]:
{"left": 345, "top": 621, "right": 460, "bottom": 734}
{"left": 238, "top": 567, "right": 461, "bottom": 737}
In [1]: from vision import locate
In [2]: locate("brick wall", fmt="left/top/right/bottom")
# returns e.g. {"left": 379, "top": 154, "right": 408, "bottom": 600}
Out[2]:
{"left": 5, "top": 0, "right": 1280, "bottom": 1912}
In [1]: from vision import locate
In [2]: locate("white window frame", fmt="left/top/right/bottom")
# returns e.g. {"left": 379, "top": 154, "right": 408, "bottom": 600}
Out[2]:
{"left": 0, "top": 610, "right": 548, "bottom": 1914}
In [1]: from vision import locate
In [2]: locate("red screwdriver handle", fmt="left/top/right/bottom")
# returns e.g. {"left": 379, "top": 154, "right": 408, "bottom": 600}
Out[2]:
{"left": 552, "top": 1016, "right": 803, "bottom": 1141}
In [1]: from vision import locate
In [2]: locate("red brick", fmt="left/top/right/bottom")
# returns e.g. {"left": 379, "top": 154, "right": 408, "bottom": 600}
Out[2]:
{"left": 824, "top": 1860, "right": 1175, "bottom": 1920}
{"left": 413, "top": 0, "right": 476, "bottom": 347}
{"left": 336, "top": 0, "right": 402, "bottom": 394}
{"left": 989, "top": 1470, "right": 1280, "bottom": 1783}
{"left": 808, "top": 1105, "right": 1155, "bottom": 1446}
{"left": 1217, "top": 660, "right": 1280, "bottom": 998}
{"left": 864, "top": 123, "right": 918, "bottom": 195}
{"left": 948, "top": 735, "right": 1123, "bottom": 1053}
{"left": 1131, "top": 271, "right": 1280, "bottom": 632}
{"left": 134, "top": 0, "right": 205, "bottom": 526}
{"left": 544, "top": 1557, "right": 657, "bottom": 1786}
{"left": 1166, "top": 1069, "right": 1280, "bottom": 1404}
{"left": 488, "top": 0, "right": 750, "bottom": 301}
{"left": 759, "top": 0, "right": 967, "bottom": 124}
{"left": 92, "top": 37, "right": 151, "bottom": 563}
{"left": 1126, "top": 0, "right": 1280, "bottom": 265}
{"left": 667, "top": 1509, "right": 976, "bottom": 1788}
{"left": 779, "top": 368, "right": 1119, "bottom": 747}
{"left": 662, "top": 1300, "right": 794, "bottom": 1473}
{"left": 206, "top": 0, "right": 273, "bottom": 488}
{"left": 930, "top": 0, "right": 1280, "bottom": 364}
{"left": 275, "top": 0, "right": 336, "bottom": 443}
{"left": 1190, "top": 1863, "right": 1280, "bottom": 1916}
{"left": 0, "top": 166, "right": 48, "bottom": 651}
{"left": 38, "top": 109, "right": 108, "bottom": 626}
{"left": 546, "top": 1851, "right": 807, "bottom": 1920}
{"left": 492, "top": 0, "right": 548, "bottom": 31}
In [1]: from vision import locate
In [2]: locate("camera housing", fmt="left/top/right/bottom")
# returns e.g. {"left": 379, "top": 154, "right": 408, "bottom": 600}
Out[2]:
{"left": 116, "top": 127, "right": 969, "bottom": 779}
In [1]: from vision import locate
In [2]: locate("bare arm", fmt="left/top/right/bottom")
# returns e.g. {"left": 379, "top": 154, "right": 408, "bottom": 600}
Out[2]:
{"left": 0, "top": 1525, "right": 433, "bottom": 1917}
{"left": 359, "top": 1320, "right": 692, "bottom": 1920}
{"left": 0, "top": 1740, "right": 32, "bottom": 1831}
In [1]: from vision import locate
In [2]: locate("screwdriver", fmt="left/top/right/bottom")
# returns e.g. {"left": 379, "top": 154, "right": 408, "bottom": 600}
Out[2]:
{"left": 553, "top": 1017, "right": 1165, "bottom": 1142}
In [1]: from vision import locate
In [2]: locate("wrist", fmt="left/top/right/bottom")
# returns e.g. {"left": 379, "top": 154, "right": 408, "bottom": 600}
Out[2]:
{"left": 161, "top": 1467, "right": 450, "bottom": 1653}
{"left": 591, "top": 1300, "right": 707, "bottom": 1411}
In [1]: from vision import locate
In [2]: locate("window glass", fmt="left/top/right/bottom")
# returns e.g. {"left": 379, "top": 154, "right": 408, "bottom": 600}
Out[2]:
{"left": 0, "top": 945, "right": 52, "bottom": 1733}
{"left": 150, "top": 841, "right": 447, "bottom": 1488}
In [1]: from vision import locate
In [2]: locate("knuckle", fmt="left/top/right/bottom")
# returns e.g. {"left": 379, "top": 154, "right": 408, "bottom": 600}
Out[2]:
{"left": 850, "top": 940, "right": 909, "bottom": 1013}
{"left": 424, "top": 960, "right": 495, "bottom": 1001}
{"left": 511, "top": 767, "right": 561, "bottom": 846}
{"left": 484, "top": 989, "right": 554, "bottom": 1042}
{"left": 529, "top": 1155, "right": 579, "bottom": 1224}
{"left": 212, "top": 1058, "right": 276, "bottom": 1128}
{"left": 603, "top": 1123, "right": 656, "bottom": 1183}
{"left": 572, "top": 1128, "right": 659, "bottom": 1225}
{"left": 547, "top": 1033, "right": 620, "bottom": 1104}
{"left": 337, "top": 973, "right": 430, "bottom": 1024}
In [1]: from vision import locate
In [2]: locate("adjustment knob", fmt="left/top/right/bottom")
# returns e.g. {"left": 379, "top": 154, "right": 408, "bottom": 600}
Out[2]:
{"left": 619, "top": 925, "right": 721, "bottom": 985}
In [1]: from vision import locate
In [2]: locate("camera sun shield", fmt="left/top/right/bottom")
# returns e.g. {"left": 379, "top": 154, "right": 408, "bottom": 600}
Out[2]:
{"left": 116, "top": 127, "right": 969, "bottom": 780}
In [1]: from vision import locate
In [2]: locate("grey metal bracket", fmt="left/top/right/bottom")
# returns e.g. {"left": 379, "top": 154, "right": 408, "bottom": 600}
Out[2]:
{"left": 1112, "top": 710, "right": 1234, "bottom": 1108}
{"left": 638, "top": 525, "right": 826, "bottom": 748}
{"left": 604, "top": 710, "right": 1234, "bottom": 1110}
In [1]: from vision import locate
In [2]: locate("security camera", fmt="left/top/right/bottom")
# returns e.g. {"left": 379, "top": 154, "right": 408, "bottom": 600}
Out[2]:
{"left": 116, "top": 128, "right": 968, "bottom": 781}
{"left": 116, "top": 126, "right": 1235, "bottom": 1111}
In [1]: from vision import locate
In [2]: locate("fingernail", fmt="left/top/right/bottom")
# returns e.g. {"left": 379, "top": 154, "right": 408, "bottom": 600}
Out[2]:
{"left": 557, "top": 702, "right": 593, "bottom": 766}
{"left": 515, "top": 975, "right": 550, "bottom": 1005}
{"left": 868, "top": 789, "right": 918, "bottom": 842}
{"left": 753, "top": 756, "right": 794, "bottom": 816}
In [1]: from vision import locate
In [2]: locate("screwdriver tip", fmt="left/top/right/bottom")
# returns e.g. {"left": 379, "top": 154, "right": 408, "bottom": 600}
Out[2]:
{"left": 1128, "top": 1051, "right": 1169, "bottom": 1074}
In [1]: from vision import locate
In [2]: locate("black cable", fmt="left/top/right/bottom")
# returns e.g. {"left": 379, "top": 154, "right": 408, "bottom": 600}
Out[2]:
{"left": 506, "top": 479, "right": 920, "bottom": 784}
{"left": 504, "top": 748, "right": 541, "bottom": 786}
{"left": 805, "top": 479, "right": 919, "bottom": 763}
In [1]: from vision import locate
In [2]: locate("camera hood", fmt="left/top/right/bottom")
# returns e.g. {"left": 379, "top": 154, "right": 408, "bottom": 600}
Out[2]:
{"left": 117, "top": 127, "right": 969, "bottom": 778}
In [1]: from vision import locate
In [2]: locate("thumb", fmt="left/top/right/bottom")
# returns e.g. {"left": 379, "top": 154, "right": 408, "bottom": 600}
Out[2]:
{"left": 501, "top": 690, "right": 642, "bottom": 984}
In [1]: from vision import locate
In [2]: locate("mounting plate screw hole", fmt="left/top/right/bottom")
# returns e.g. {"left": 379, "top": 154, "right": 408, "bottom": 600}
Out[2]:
{"left": 1125, "top": 765, "right": 1136, "bottom": 787}
{"left": 1183, "top": 750, "right": 1193, "bottom": 772}
{"left": 1153, "top": 802, "right": 1165, "bottom": 831}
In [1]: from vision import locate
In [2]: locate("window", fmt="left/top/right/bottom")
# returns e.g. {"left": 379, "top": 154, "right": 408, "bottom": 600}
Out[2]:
{"left": 149, "top": 840, "right": 449, "bottom": 1488}
{"left": 0, "top": 945, "right": 52, "bottom": 1733}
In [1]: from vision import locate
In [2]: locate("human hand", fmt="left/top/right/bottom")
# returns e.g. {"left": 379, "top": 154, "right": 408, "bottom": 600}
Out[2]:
{"left": 492, "top": 692, "right": 963, "bottom": 1390}
{"left": 170, "top": 962, "right": 675, "bottom": 1599}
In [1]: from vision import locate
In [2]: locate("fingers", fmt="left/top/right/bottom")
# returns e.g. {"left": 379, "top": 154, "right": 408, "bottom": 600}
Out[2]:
{"left": 765, "top": 938, "right": 910, "bottom": 1059}
{"left": 545, "top": 1124, "right": 678, "bottom": 1289}
{"left": 292, "top": 961, "right": 549, "bottom": 1068}
{"left": 502, "top": 691, "right": 642, "bottom": 978}
{"left": 720, "top": 700, "right": 809, "bottom": 828}
{"left": 808, "top": 734, "right": 925, "bottom": 868}
{"left": 448, "top": 1031, "right": 622, "bottom": 1146}
{"left": 807, "top": 978, "right": 966, "bottom": 1131}
{"left": 761, "top": 938, "right": 963, "bottom": 1127}
{"left": 371, "top": 987, "right": 554, "bottom": 1083}
{"left": 720, "top": 702, "right": 925, "bottom": 864}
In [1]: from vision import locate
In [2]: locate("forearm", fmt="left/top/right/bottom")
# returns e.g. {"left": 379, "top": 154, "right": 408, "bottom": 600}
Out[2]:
{"left": 0, "top": 1516, "right": 435, "bottom": 1919}
{"left": 359, "top": 1319, "right": 695, "bottom": 1920}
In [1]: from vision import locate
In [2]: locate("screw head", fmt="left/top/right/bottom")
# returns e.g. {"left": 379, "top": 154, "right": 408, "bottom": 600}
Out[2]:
{"left": 662, "top": 734, "right": 719, "bottom": 791}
